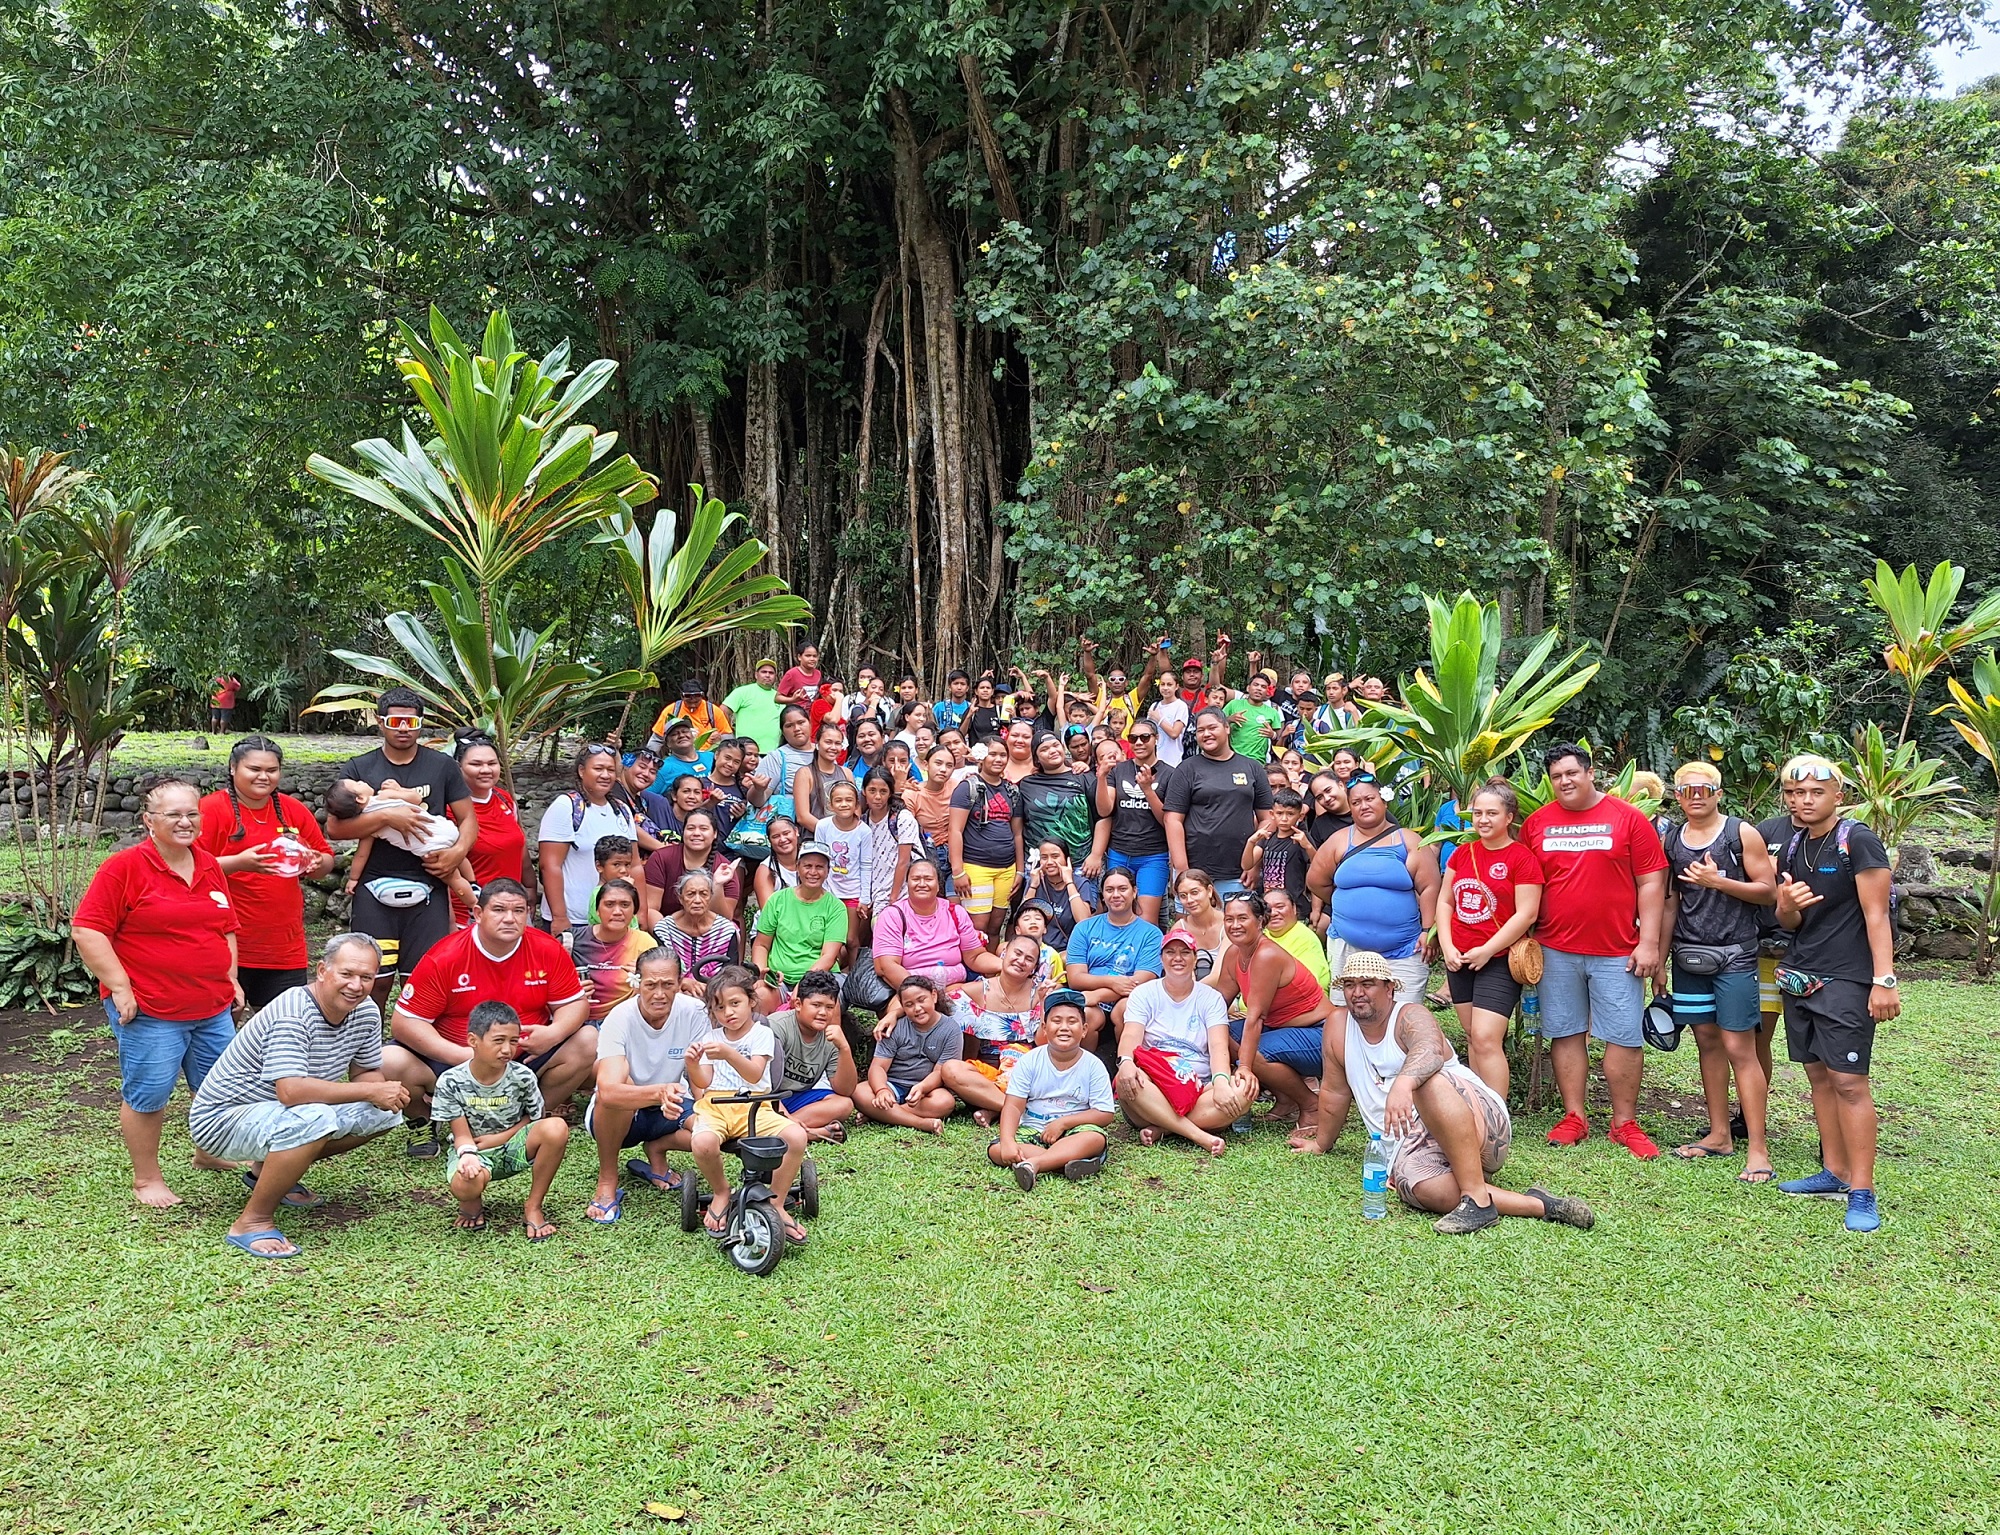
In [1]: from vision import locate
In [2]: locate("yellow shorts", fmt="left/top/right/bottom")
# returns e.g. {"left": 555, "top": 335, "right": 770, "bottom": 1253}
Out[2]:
{"left": 693, "top": 1096, "right": 790, "bottom": 1141}
{"left": 1758, "top": 955, "right": 1780, "bottom": 1016}
{"left": 960, "top": 862, "right": 1018, "bottom": 915}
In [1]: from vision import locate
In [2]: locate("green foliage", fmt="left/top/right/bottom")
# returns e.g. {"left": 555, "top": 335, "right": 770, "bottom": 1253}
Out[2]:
{"left": 1669, "top": 652, "right": 1845, "bottom": 815}
{"left": 1864, "top": 559, "right": 2000, "bottom": 740}
{"left": 1841, "top": 722, "right": 1970, "bottom": 850}
{"left": 309, "top": 561, "right": 651, "bottom": 752}
{"left": 0, "top": 923, "right": 97, "bottom": 1012}
{"left": 1308, "top": 593, "right": 1599, "bottom": 810}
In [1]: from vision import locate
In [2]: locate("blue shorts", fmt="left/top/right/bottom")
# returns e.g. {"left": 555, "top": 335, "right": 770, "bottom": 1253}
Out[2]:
{"left": 585, "top": 1097, "right": 694, "bottom": 1146}
{"left": 1538, "top": 948, "right": 1644, "bottom": 1048}
{"left": 108, "top": 1004, "right": 235, "bottom": 1114}
{"left": 1106, "top": 849, "right": 1172, "bottom": 899}
{"left": 1671, "top": 962, "right": 1761, "bottom": 1034}
{"left": 782, "top": 1087, "right": 835, "bottom": 1114}
{"left": 1229, "top": 1019, "right": 1326, "bottom": 1078}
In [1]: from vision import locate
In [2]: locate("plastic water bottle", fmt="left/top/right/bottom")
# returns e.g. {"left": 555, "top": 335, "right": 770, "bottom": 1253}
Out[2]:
{"left": 1362, "top": 1133, "right": 1390, "bottom": 1220}
{"left": 1521, "top": 984, "right": 1540, "bottom": 1037}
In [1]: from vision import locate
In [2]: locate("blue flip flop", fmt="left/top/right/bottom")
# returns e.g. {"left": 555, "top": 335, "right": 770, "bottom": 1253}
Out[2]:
{"left": 625, "top": 1158, "right": 681, "bottom": 1192}
{"left": 243, "top": 1170, "right": 322, "bottom": 1208}
{"left": 224, "top": 1228, "right": 300, "bottom": 1259}
{"left": 586, "top": 1188, "right": 625, "bottom": 1225}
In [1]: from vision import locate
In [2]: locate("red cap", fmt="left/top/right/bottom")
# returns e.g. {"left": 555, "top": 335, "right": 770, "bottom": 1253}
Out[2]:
{"left": 1161, "top": 926, "right": 1198, "bottom": 949}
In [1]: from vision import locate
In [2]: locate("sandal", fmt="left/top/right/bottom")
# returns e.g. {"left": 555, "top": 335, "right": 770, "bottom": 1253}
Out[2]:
{"left": 702, "top": 1203, "right": 729, "bottom": 1237}
{"left": 454, "top": 1210, "right": 488, "bottom": 1233}
{"left": 1672, "top": 1142, "right": 1737, "bottom": 1160}
{"left": 585, "top": 1189, "right": 625, "bottom": 1225}
{"left": 625, "top": 1158, "right": 681, "bottom": 1192}
{"left": 243, "top": 1170, "right": 323, "bottom": 1208}
{"left": 779, "top": 1213, "right": 808, "bottom": 1246}
{"left": 1737, "top": 1167, "right": 1777, "bottom": 1185}
{"left": 224, "top": 1227, "right": 300, "bottom": 1259}
{"left": 523, "top": 1215, "right": 557, "bottom": 1242}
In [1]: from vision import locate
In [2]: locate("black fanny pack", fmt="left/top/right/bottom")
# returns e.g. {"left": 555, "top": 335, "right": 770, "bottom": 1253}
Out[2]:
{"left": 1673, "top": 942, "right": 1746, "bottom": 977}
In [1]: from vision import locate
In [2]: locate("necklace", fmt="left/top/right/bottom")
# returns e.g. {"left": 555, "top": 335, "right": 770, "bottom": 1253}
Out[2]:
{"left": 1797, "top": 827, "right": 1835, "bottom": 870}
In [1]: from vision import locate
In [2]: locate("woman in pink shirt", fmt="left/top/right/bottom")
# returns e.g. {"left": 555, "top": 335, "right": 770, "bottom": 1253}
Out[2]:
{"left": 869, "top": 860, "right": 1000, "bottom": 988}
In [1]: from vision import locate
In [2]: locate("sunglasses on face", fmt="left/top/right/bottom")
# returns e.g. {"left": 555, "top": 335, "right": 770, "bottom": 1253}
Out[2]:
{"left": 383, "top": 714, "right": 421, "bottom": 729}
{"left": 1784, "top": 764, "right": 1837, "bottom": 782}
{"left": 1131, "top": 732, "right": 1155, "bottom": 742}
{"left": 1675, "top": 784, "right": 1717, "bottom": 797}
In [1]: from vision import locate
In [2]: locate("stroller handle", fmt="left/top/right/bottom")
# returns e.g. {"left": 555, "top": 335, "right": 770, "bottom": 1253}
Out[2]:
{"left": 707, "top": 1089, "right": 790, "bottom": 1106}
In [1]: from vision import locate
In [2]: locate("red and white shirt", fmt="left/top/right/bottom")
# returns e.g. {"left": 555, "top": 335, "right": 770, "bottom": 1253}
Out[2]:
{"left": 197, "top": 790, "right": 332, "bottom": 969}
{"left": 1520, "top": 794, "right": 1667, "bottom": 956}
{"left": 1444, "top": 838, "right": 1545, "bottom": 952}
{"left": 396, "top": 925, "right": 586, "bottom": 1048}
{"left": 73, "top": 841, "right": 240, "bottom": 1019}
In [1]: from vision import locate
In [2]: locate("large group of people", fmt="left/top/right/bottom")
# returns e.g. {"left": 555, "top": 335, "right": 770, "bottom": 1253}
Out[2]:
{"left": 74, "top": 637, "right": 1903, "bottom": 1256}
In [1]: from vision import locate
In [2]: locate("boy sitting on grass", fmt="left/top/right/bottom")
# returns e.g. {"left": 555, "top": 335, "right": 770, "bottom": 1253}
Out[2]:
{"left": 684, "top": 965, "right": 810, "bottom": 1246}
{"left": 771, "top": 970, "right": 861, "bottom": 1144}
{"left": 857, "top": 975, "right": 962, "bottom": 1135}
{"left": 433, "top": 1000, "right": 572, "bottom": 1241}
{"left": 988, "top": 989, "right": 1115, "bottom": 1192}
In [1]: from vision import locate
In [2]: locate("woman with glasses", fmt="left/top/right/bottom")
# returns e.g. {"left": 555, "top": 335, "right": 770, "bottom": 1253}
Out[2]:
{"left": 1096, "top": 728, "right": 1174, "bottom": 926}
{"left": 74, "top": 778, "right": 248, "bottom": 1208}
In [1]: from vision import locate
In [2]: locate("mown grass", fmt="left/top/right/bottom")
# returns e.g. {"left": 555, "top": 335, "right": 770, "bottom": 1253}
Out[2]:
{"left": 0, "top": 981, "right": 1995, "bottom": 1534}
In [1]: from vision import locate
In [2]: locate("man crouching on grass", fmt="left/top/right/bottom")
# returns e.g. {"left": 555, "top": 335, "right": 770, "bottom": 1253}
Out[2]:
{"left": 1291, "top": 950, "right": 1596, "bottom": 1235}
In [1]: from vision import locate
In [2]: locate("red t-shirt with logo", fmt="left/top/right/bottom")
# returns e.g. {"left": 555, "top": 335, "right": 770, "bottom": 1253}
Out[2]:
{"left": 396, "top": 926, "right": 587, "bottom": 1048}
{"left": 1444, "top": 838, "right": 1546, "bottom": 952}
{"left": 452, "top": 788, "right": 527, "bottom": 924}
{"left": 196, "top": 790, "right": 333, "bottom": 969}
{"left": 73, "top": 841, "right": 240, "bottom": 1019}
{"left": 1520, "top": 794, "right": 1667, "bottom": 956}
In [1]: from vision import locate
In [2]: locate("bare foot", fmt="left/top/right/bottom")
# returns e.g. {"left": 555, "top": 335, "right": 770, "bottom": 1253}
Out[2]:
{"left": 1138, "top": 1127, "right": 1161, "bottom": 1147}
{"left": 972, "top": 1109, "right": 995, "bottom": 1128}
{"left": 1200, "top": 1133, "right": 1226, "bottom": 1156}
{"left": 133, "top": 1179, "right": 183, "bottom": 1209}
{"left": 191, "top": 1150, "right": 246, "bottom": 1173}
{"left": 918, "top": 1117, "right": 944, "bottom": 1134}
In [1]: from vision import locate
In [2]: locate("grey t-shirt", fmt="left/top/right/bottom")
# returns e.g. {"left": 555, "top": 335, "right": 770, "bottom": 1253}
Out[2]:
{"left": 876, "top": 1014, "right": 961, "bottom": 1092}
{"left": 431, "top": 1059, "right": 543, "bottom": 1136}
{"left": 768, "top": 1008, "right": 839, "bottom": 1095}
{"left": 188, "top": 985, "right": 383, "bottom": 1153}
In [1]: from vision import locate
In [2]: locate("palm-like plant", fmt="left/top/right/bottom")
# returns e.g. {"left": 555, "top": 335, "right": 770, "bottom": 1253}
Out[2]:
{"left": 591, "top": 483, "right": 812, "bottom": 742}
{"left": 306, "top": 307, "right": 658, "bottom": 769}
{"left": 307, "top": 561, "right": 652, "bottom": 792}
{"left": 1939, "top": 650, "right": 2000, "bottom": 975}
{"left": 1842, "top": 721, "right": 1969, "bottom": 854}
{"left": 1309, "top": 593, "right": 1600, "bottom": 812}
{"left": 1864, "top": 559, "right": 2000, "bottom": 743}
{"left": 2, "top": 445, "right": 92, "bottom": 525}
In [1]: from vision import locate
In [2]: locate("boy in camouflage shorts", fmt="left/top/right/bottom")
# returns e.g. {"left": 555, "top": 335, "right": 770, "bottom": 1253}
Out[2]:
{"left": 433, "top": 1001, "right": 572, "bottom": 1241}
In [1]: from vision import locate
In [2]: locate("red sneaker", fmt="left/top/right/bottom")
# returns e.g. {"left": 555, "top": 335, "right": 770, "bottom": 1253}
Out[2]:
{"left": 1546, "top": 1111, "right": 1589, "bottom": 1146}
{"left": 1609, "top": 1119, "right": 1660, "bottom": 1159}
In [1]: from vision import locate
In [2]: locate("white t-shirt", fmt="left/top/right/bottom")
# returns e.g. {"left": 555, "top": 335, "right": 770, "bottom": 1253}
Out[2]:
{"left": 596, "top": 993, "right": 708, "bottom": 1086}
{"left": 1006, "top": 1044, "right": 1114, "bottom": 1132}
{"left": 1148, "top": 698, "right": 1190, "bottom": 766}
{"left": 536, "top": 794, "right": 637, "bottom": 922}
{"left": 696, "top": 1020, "right": 775, "bottom": 1094}
{"left": 818, "top": 818, "right": 871, "bottom": 902}
{"left": 1125, "top": 977, "right": 1227, "bottom": 1074}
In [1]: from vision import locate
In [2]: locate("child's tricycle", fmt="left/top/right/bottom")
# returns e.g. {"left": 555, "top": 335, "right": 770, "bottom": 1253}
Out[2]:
{"left": 678, "top": 1089, "right": 820, "bottom": 1275}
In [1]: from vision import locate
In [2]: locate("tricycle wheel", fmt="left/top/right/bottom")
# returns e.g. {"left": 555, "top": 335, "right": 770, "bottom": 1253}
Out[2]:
{"left": 799, "top": 1157, "right": 819, "bottom": 1220}
{"left": 725, "top": 1201, "right": 785, "bottom": 1276}
{"left": 679, "top": 1170, "right": 703, "bottom": 1232}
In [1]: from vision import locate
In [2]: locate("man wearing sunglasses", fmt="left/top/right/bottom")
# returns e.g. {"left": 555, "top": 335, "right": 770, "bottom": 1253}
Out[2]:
{"left": 1770, "top": 754, "right": 1896, "bottom": 1232}
{"left": 328, "top": 687, "right": 478, "bottom": 1005}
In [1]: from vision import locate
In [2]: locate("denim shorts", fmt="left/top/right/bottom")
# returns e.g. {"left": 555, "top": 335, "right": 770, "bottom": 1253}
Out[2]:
{"left": 585, "top": 1096, "right": 694, "bottom": 1145}
{"left": 190, "top": 1098, "right": 402, "bottom": 1161}
{"left": 1671, "top": 962, "right": 1761, "bottom": 1033}
{"left": 1229, "top": 1019, "right": 1326, "bottom": 1078}
{"left": 1537, "top": 948, "right": 1644, "bottom": 1048}
{"left": 1106, "top": 849, "right": 1173, "bottom": 899}
{"left": 108, "top": 1004, "right": 237, "bottom": 1113}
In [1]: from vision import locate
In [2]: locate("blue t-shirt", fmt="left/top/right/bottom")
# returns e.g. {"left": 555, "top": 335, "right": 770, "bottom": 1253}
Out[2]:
{"left": 1064, "top": 913, "right": 1164, "bottom": 981}
{"left": 649, "top": 752, "right": 714, "bottom": 796}
{"left": 934, "top": 699, "right": 971, "bottom": 730}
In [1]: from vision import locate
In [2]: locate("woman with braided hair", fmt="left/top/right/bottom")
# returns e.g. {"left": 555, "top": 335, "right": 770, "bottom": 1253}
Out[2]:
{"left": 196, "top": 737, "right": 335, "bottom": 1010}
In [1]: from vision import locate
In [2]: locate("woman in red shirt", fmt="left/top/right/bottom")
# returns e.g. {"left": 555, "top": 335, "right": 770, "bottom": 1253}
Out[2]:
{"left": 74, "top": 778, "right": 244, "bottom": 1208}
{"left": 452, "top": 732, "right": 529, "bottom": 923}
{"left": 1439, "top": 779, "right": 1544, "bottom": 1097}
{"left": 1210, "top": 889, "right": 1334, "bottom": 1133}
{"left": 197, "top": 736, "right": 334, "bottom": 1010}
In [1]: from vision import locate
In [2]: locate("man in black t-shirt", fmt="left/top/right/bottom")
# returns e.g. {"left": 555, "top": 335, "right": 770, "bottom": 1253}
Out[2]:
{"left": 327, "top": 688, "right": 477, "bottom": 994}
{"left": 1162, "top": 707, "right": 1273, "bottom": 891}
{"left": 1770, "top": 755, "right": 1897, "bottom": 1233}
{"left": 1753, "top": 779, "right": 1807, "bottom": 1058}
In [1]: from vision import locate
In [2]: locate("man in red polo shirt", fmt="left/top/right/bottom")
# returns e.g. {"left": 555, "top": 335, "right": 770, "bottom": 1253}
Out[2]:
{"left": 381, "top": 878, "right": 592, "bottom": 1158}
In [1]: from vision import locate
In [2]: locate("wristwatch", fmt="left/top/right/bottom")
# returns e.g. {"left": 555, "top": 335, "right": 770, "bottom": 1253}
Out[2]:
{"left": 1872, "top": 973, "right": 1899, "bottom": 989}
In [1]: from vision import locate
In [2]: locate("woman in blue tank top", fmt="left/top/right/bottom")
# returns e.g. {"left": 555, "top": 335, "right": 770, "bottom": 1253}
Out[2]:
{"left": 1306, "top": 778, "right": 1441, "bottom": 962}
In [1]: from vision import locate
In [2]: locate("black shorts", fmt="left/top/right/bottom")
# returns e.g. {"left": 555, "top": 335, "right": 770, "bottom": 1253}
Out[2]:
{"left": 350, "top": 884, "right": 454, "bottom": 975}
{"left": 239, "top": 967, "right": 309, "bottom": 1012}
{"left": 1782, "top": 980, "right": 1876, "bottom": 1076}
{"left": 1447, "top": 960, "right": 1522, "bottom": 1018}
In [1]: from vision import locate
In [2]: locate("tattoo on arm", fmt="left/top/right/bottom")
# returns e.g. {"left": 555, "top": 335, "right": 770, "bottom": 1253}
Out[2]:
{"left": 1394, "top": 1007, "right": 1450, "bottom": 1089}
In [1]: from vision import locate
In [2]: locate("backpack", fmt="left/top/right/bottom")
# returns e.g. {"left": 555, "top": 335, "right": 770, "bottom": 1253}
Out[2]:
{"left": 1664, "top": 816, "right": 1744, "bottom": 880}
{"left": 1782, "top": 818, "right": 1901, "bottom": 939}
{"left": 561, "top": 790, "right": 635, "bottom": 838}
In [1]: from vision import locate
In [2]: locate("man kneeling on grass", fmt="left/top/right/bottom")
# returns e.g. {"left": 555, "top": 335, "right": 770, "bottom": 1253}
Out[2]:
{"left": 433, "top": 1001, "right": 572, "bottom": 1241}
{"left": 988, "top": 990, "right": 1115, "bottom": 1192}
{"left": 1291, "top": 950, "right": 1596, "bottom": 1236}
{"left": 188, "top": 934, "right": 408, "bottom": 1259}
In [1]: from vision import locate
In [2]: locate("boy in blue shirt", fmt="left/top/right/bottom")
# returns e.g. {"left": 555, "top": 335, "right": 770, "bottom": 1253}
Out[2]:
{"left": 988, "top": 990, "right": 1115, "bottom": 1191}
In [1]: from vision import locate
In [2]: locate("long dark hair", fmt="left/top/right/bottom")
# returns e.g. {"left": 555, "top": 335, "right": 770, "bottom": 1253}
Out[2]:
{"left": 224, "top": 735, "right": 285, "bottom": 839}
{"left": 860, "top": 765, "right": 904, "bottom": 818}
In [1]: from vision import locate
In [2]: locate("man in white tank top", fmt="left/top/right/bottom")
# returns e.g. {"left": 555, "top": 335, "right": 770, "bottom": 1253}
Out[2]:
{"left": 1291, "top": 950, "right": 1596, "bottom": 1235}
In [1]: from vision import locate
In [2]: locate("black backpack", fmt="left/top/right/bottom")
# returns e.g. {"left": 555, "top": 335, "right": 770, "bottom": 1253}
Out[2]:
{"left": 1783, "top": 818, "right": 1901, "bottom": 940}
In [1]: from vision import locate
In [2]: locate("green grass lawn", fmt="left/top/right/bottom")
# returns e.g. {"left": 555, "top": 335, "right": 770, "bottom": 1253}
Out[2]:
{"left": 1, "top": 981, "right": 1995, "bottom": 1534}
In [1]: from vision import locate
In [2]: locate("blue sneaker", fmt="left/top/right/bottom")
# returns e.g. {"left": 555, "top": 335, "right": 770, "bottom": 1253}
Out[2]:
{"left": 1778, "top": 1168, "right": 1850, "bottom": 1200}
{"left": 1845, "top": 1188, "right": 1880, "bottom": 1233}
